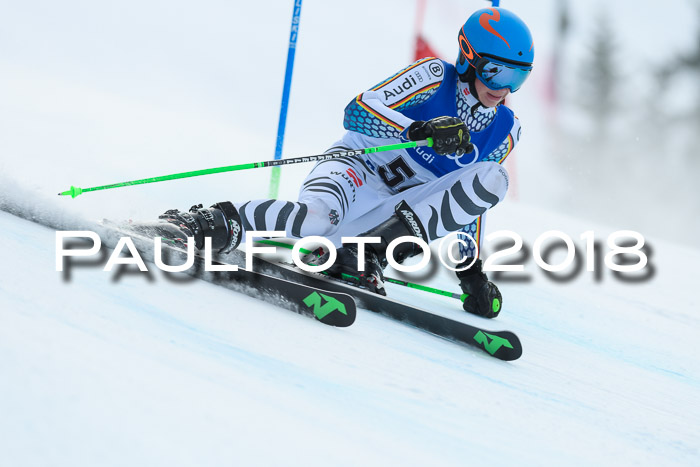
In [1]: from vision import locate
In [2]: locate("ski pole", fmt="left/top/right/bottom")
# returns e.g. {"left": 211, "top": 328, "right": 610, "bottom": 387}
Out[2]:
{"left": 269, "top": 0, "right": 304, "bottom": 199}
{"left": 58, "top": 139, "right": 433, "bottom": 199}
{"left": 255, "top": 239, "right": 467, "bottom": 303}
{"left": 383, "top": 277, "right": 467, "bottom": 302}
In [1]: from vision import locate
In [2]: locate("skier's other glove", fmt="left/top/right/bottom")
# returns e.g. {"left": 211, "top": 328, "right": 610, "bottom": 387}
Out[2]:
{"left": 456, "top": 258, "right": 502, "bottom": 318}
{"left": 406, "top": 116, "right": 474, "bottom": 156}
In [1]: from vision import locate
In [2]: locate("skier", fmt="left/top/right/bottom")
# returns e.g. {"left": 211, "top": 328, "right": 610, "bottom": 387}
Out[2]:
{"left": 149, "top": 6, "right": 534, "bottom": 318}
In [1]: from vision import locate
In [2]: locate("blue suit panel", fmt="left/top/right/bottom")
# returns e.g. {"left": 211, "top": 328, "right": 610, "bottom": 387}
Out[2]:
{"left": 400, "top": 61, "right": 514, "bottom": 177}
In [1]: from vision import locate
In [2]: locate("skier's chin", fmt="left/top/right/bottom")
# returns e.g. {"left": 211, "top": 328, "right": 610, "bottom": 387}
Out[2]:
{"left": 482, "top": 91, "right": 506, "bottom": 107}
{"left": 474, "top": 80, "right": 509, "bottom": 107}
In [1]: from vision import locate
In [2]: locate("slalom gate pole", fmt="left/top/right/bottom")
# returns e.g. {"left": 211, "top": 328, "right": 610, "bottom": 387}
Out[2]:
{"left": 268, "top": 0, "right": 304, "bottom": 199}
{"left": 58, "top": 139, "right": 433, "bottom": 198}
{"left": 254, "top": 239, "right": 467, "bottom": 303}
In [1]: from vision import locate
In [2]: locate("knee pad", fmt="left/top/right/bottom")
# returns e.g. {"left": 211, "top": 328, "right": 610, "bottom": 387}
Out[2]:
{"left": 297, "top": 198, "right": 341, "bottom": 237}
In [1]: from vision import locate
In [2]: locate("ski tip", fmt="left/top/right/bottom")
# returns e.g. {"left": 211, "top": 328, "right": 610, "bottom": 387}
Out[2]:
{"left": 317, "top": 312, "right": 356, "bottom": 328}
{"left": 499, "top": 344, "right": 523, "bottom": 361}
{"left": 473, "top": 330, "right": 523, "bottom": 361}
{"left": 303, "top": 290, "right": 357, "bottom": 327}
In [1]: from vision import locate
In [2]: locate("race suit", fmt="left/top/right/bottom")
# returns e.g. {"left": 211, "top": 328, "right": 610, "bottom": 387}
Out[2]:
{"left": 236, "top": 57, "right": 520, "bottom": 258}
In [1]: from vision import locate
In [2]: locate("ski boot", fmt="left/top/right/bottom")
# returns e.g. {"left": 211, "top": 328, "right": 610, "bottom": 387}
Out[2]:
{"left": 131, "top": 202, "right": 242, "bottom": 253}
{"left": 308, "top": 201, "right": 427, "bottom": 296}
{"left": 308, "top": 243, "right": 388, "bottom": 295}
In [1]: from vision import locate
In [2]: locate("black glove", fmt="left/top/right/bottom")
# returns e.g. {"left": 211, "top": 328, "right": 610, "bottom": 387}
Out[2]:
{"left": 407, "top": 116, "right": 474, "bottom": 156}
{"left": 456, "top": 258, "right": 502, "bottom": 318}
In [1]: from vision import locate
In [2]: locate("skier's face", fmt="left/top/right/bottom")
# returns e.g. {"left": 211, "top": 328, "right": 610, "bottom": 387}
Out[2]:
{"left": 474, "top": 79, "right": 510, "bottom": 108}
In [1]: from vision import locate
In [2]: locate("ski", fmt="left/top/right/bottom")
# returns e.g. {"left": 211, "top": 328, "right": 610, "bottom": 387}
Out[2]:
{"left": 178, "top": 255, "right": 358, "bottom": 327}
{"left": 105, "top": 223, "right": 358, "bottom": 327}
{"left": 0, "top": 205, "right": 356, "bottom": 328}
{"left": 2, "top": 198, "right": 518, "bottom": 353}
{"left": 224, "top": 250, "right": 523, "bottom": 361}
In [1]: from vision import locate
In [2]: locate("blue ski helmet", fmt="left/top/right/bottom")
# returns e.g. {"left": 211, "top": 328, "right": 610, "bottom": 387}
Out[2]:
{"left": 456, "top": 7, "right": 534, "bottom": 92}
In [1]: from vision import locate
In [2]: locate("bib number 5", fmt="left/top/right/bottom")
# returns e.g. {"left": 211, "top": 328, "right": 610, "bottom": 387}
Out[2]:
{"left": 378, "top": 156, "right": 416, "bottom": 188}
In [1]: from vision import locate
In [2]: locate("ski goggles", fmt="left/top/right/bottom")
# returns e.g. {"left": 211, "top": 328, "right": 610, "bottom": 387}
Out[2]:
{"left": 474, "top": 56, "right": 532, "bottom": 93}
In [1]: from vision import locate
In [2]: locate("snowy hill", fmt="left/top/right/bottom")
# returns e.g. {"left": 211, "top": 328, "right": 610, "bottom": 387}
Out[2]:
{"left": 1, "top": 0, "right": 699, "bottom": 465}
{"left": 1, "top": 192, "right": 698, "bottom": 465}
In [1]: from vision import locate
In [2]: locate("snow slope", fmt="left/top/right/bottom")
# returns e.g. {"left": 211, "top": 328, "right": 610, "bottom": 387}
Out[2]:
{"left": 1, "top": 0, "right": 699, "bottom": 465}
{"left": 1, "top": 189, "right": 698, "bottom": 466}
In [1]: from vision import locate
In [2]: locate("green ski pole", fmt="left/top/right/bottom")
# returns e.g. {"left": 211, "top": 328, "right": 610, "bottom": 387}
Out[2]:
{"left": 254, "top": 239, "right": 468, "bottom": 303}
{"left": 58, "top": 138, "right": 433, "bottom": 199}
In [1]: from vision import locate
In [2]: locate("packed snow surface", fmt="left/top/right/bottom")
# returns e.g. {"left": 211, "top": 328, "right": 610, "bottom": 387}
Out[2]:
{"left": 1, "top": 0, "right": 699, "bottom": 465}
{"left": 1, "top": 198, "right": 698, "bottom": 466}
